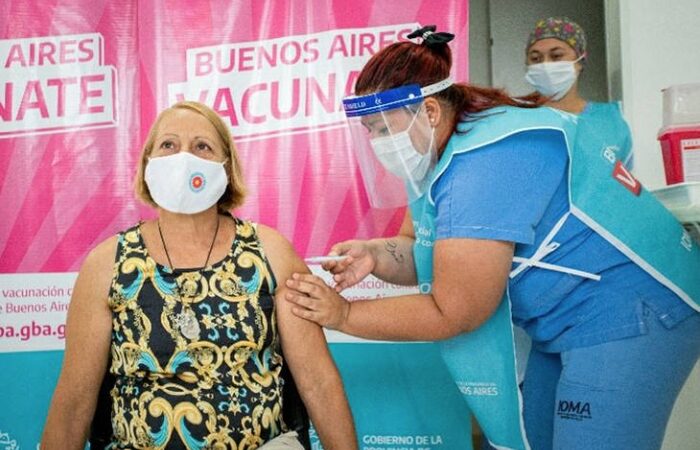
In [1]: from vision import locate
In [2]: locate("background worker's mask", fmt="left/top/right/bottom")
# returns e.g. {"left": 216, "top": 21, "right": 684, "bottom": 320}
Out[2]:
{"left": 525, "top": 55, "right": 584, "bottom": 100}
{"left": 343, "top": 78, "right": 452, "bottom": 208}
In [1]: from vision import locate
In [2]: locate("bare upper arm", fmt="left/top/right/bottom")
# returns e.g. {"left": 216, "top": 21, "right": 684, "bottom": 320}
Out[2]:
{"left": 255, "top": 224, "right": 336, "bottom": 380}
{"left": 256, "top": 224, "right": 309, "bottom": 283}
{"left": 432, "top": 238, "right": 514, "bottom": 333}
{"left": 55, "top": 236, "right": 116, "bottom": 409}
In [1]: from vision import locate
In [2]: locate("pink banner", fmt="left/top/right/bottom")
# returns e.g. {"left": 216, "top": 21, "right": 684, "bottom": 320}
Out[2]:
{"left": 1, "top": 0, "right": 468, "bottom": 274}
{"left": 0, "top": 0, "right": 140, "bottom": 273}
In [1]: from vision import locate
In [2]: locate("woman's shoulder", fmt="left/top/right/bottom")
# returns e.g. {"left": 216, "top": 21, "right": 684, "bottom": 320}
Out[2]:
{"left": 578, "top": 102, "right": 631, "bottom": 139}
{"left": 113, "top": 221, "right": 145, "bottom": 244}
{"left": 452, "top": 106, "right": 574, "bottom": 152}
{"left": 465, "top": 105, "right": 574, "bottom": 128}
{"left": 79, "top": 234, "right": 119, "bottom": 281}
{"left": 254, "top": 223, "right": 294, "bottom": 254}
{"left": 84, "top": 222, "right": 145, "bottom": 272}
{"left": 583, "top": 101, "right": 621, "bottom": 113}
{"left": 251, "top": 222, "right": 306, "bottom": 283}
{"left": 235, "top": 218, "right": 296, "bottom": 258}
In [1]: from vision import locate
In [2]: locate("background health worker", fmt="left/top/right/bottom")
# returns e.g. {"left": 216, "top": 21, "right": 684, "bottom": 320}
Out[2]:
{"left": 513, "top": 15, "right": 638, "bottom": 388}
{"left": 284, "top": 26, "right": 700, "bottom": 450}
{"left": 525, "top": 16, "right": 634, "bottom": 168}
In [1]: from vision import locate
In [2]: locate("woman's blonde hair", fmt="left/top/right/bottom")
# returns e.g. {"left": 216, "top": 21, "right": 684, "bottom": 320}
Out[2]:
{"left": 134, "top": 101, "right": 246, "bottom": 212}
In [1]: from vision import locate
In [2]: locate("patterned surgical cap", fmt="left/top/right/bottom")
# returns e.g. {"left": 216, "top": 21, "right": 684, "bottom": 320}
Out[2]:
{"left": 527, "top": 17, "right": 587, "bottom": 61}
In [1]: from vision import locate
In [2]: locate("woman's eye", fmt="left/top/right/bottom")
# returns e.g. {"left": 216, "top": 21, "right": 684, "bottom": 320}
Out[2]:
{"left": 196, "top": 142, "right": 212, "bottom": 152}
{"left": 369, "top": 128, "right": 388, "bottom": 139}
{"left": 160, "top": 141, "right": 175, "bottom": 150}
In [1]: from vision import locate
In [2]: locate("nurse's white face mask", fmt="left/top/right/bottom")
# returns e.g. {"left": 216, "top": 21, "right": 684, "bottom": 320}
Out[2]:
{"left": 145, "top": 152, "right": 228, "bottom": 214}
{"left": 370, "top": 110, "right": 435, "bottom": 184}
{"left": 525, "top": 55, "right": 584, "bottom": 100}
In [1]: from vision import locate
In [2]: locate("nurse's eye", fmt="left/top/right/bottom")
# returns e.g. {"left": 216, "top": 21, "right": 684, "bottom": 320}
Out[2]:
{"left": 551, "top": 52, "right": 566, "bottom": 61}
{"left": 528, "top": 54, "right": 542, "bottom": 64}
{"left": 365, "top": 125, "right": 388, "bottom": 139}
{"left": 368, "top": 128, "right": 389, "bottom": 140}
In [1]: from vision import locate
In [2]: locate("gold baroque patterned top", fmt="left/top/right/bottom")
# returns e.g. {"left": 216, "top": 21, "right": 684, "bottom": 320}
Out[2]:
{"left": 106, "top": 217, "right": 286, "bottom": 449}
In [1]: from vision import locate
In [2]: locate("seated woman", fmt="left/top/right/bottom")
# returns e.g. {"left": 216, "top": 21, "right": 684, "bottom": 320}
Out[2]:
{"left": 41, "top": 101, "right": 357, "bottom": 450}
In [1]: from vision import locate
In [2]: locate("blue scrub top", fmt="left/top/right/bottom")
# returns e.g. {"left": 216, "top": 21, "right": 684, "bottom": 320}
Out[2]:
{"left": 433, "top": 129, "right": 694, "bottom": 352}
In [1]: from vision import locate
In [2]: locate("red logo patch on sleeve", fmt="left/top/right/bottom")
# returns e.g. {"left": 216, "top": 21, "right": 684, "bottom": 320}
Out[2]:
{"left": 612, "top": 161, "right": 641, "bottom": 196}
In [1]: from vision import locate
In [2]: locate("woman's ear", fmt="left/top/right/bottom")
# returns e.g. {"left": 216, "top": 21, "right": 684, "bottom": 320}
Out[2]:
{"left": 423, "top": 97, "right": 442, "bottom": 127}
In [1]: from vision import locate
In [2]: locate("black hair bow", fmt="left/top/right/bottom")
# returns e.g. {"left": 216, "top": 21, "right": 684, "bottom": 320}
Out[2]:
{"left": 407, "top": 25, "right": 454, "bottom": 45}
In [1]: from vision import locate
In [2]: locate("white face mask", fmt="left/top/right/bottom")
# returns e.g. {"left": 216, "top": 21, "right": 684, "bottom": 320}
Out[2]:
{"left": 145, "top": 152, "right": 228, "bottom": 214}
{"left": 525, "top": 55, "right": 583, "bottom": 100}
{"left": 370, "top": 111, "right": 435, "bottom": 186}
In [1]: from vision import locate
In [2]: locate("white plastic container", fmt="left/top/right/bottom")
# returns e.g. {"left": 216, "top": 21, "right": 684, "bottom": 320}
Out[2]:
{"left": 652, "top": 182, "right": 700, "bottom": 244}
{"left": 651, "top": 181, "right": 700, "bottom": 223}
{"left": 662, "top": 82, "right": 700, "bottom": 128}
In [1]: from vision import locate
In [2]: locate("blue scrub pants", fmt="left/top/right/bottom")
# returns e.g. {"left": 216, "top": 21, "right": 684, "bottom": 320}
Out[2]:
{"left": 522, "top": 308, "right": 700, "bottom": 450}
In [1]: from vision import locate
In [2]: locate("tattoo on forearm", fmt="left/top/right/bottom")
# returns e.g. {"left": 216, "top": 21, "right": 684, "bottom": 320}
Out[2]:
{"left": 384, "top": 240, "right": 405, "bottom": 264}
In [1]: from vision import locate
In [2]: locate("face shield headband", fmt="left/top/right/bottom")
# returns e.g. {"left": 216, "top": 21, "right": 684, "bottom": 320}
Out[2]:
{"left": 341, "top": 78, "right": 453, "bottom": 208}
{"left": 342, "top": 78, "right": 454, "bottom": 118}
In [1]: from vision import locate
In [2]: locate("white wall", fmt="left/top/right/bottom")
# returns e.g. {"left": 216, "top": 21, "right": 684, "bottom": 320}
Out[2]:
{"left": 468, "top": 0, "right": 491, "bottom": 86}
{"left": 615, "top": 3, "right": 700, "bottom": 448}
{"left": 617, "top": 0, "right": 700, "bottom": 188}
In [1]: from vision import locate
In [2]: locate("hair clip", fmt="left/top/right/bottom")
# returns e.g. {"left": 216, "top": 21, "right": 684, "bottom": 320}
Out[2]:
{"left": 407, "top": 25, "right": 455, "bottom": 46}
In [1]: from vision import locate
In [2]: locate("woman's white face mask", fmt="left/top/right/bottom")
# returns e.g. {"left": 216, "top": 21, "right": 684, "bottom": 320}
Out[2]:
{"left": 145, "top": 152, "right": 228, "bottom": 214}
{"left": 525, "top": 55, "right": 584, "bottom": 100}
{"left": 369, "top": 108, "right": 436, "bottom": 196}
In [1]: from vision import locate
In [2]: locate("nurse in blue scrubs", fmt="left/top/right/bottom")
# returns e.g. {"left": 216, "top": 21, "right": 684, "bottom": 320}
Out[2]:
{"left": 525, "top": 16, "right": 634, "bottom": 168}
{"left": 285, "top": 25, "right": 700, "bottom": 450}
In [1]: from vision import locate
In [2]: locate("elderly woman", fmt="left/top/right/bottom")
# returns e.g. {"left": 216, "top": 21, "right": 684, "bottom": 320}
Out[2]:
{"left": 41, "top": 101, "right": 357, "bottom": 450}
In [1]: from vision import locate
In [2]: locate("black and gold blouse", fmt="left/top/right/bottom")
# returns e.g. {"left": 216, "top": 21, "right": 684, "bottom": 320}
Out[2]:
{"left": 106, "top": 217, "right": 286, "bottom": 449}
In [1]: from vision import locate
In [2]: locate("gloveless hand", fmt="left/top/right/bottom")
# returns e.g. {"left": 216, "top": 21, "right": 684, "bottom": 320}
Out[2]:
{"left": 285, "top": 273, "right": 350, "bottom": 330}
{"left": 322, "top": 240, "right": 376, "bottom": 292}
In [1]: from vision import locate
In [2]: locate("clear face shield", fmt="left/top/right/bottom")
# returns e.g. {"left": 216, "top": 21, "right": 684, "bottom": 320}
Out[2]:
{"left": 343, "top": 78, "right": 453, "bottom": 208}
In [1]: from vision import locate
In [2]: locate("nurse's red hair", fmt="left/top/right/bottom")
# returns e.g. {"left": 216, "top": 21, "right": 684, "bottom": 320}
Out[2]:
{"left": 355, "top": 37, "right": 543, "bottom": 132}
